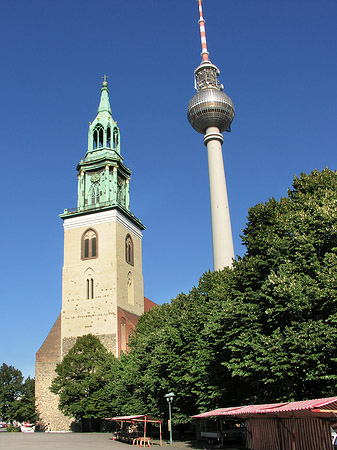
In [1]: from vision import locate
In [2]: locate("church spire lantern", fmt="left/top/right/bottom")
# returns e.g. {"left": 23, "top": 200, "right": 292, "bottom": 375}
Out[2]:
{"left": 61, "top": 79, "right": 144, "bottom": 232}
{"left": 87, "top": 78, "right": 120, "bottom": 156}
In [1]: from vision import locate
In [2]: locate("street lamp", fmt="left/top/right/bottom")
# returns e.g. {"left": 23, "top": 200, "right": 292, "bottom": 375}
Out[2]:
{"left": 164, "top": 392, "right": 175, "bottom": 445}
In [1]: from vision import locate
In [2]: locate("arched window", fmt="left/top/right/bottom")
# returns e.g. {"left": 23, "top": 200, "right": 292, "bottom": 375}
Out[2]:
{"left": 127, "top": 271, "right": 134, "bottom": 305}
{"left": 86, "top": 277, "right": 94, "bottom": 299}
{"left": 91, "top": 187, "right": 99, "bottom": 204}
{"left": 82, "top": 229, "right": 98, "bottom": 260}
{"left": 113, "top": 128, "right": 119, "bottom": 149}
{"left": 125, "top": 234, "right": 134, "bottom": 265}
{"left": 84, "top": 268, "right": 95, "bottom": 300}
{"left": 93, "top": 124, "right": 104, "bottom": 149}
{"left": 99, "top": 127, "right": 104, "bottom": 147}
{"left": 107, "top": 126, "right": 111, "bottom": 148}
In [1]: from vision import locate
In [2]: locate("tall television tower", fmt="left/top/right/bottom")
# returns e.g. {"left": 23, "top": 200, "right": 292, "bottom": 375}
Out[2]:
{"left": 187, "top": 0, "right": 235, "bottom": 271}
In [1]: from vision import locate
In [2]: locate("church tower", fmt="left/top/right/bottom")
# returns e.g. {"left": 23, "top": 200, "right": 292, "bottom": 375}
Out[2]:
{"left": 59, "top": 78, "right": 146, "bottom": 356}
{"left": 35, "top": 79, "right": 148, "bottom": 430}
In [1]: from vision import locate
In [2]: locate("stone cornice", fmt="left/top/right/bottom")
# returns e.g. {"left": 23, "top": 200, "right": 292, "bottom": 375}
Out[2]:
{"left": 63, "top": 209, "right": 144, "bottom": 239}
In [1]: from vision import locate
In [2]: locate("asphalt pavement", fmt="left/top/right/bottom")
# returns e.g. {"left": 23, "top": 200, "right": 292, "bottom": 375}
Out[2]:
{"left": 0, "top": 432, "right": 242, "bottom": 450}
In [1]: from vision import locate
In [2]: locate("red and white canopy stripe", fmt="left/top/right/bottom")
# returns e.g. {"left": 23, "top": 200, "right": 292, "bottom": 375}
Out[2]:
{"left": 192, "top": 397, "right": 337, "bottom": 419}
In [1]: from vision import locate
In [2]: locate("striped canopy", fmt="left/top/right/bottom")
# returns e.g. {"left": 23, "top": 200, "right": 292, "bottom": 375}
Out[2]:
{"left": 192, "top": 397, "right": 337, "bottom": 450}
{"left": 192, "top": 397, "right": 337, "bottom": 419}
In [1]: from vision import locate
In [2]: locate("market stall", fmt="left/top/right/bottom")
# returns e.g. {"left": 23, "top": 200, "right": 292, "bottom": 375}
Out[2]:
{"left": 192, "top": 397, "right": 337, "bottom": 450}
{"left": 105, "top": 415, "right": 162, "bottom": 447}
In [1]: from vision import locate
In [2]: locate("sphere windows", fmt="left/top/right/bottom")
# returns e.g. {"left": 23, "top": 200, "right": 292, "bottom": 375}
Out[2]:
{"left": 82, "top": 229, "right": 98, "bottom": 260}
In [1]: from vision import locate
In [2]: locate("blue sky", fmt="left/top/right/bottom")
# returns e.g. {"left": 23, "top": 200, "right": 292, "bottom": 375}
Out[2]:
{"left": 1, "top": 0, "right": 336, "bottom": 379}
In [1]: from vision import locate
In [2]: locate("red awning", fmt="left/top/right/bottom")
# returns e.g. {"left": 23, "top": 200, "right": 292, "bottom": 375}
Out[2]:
{"left": 105, "top": 415, "right": 162, "bottom": 424}
{"left": 192, "top": 397, "right": 337, "bottom": 419}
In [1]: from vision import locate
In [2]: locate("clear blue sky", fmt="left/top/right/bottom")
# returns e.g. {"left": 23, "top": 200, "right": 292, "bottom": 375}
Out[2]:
{"left": 1, "top": 0, "right": 336, "bottom": 379}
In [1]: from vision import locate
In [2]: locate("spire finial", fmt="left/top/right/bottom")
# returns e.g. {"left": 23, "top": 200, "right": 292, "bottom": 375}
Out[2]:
{"left": 198, "top": 0, "right": 210, "bottom": 62}
{"left": 102, "top": 74, "right": 109, "bottom": 88}
{"left": 98, "top": 75, "right": 112, "bottom": 114}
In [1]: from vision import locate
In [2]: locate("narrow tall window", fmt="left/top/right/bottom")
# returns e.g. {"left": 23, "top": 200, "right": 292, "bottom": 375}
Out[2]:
{"left": 91, "top": 236, "right": 97, "bottom": 257}
{"left": 125, "top": 234, "right": 134, "bottom": 265}
{"left": 86, "top": 279, "right": 90, "bottom": 299}
{"left": 93, "top": 129, "right": 98, "bottom": 149}
{"left": 127, "top": 272, "right": 134, "bottom": 306}
{"left": 84, "top": 237, "right": 89, "bottom": 258}
{"left": 86, "top": 277, "right": 94, "bottom": 299}
{"left": 82, "top": 229, "right": 98, "bottom": 260}
{"left": 113, "top": 128, "right": 119, "bottom": 148}
{"left": 93, "top": 125, "right": 104, "bottom": 149}
{"left": 107, "top": 127, "right": 111, "bottom": 148}
{"left": 99, "top": 127, "right": 104, "bottom": 147}
{"left": 90, "top": 278, "right": 94, "bottom": 299}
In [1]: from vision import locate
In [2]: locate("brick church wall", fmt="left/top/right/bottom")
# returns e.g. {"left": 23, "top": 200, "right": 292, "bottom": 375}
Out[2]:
{"left": 35, "top": 314, "right": 72, "bottom": 431}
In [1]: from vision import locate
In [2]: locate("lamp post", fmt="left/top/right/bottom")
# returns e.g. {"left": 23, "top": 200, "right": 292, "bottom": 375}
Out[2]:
{"left": 164, "top": 392, "right": 175, "bottom": 445}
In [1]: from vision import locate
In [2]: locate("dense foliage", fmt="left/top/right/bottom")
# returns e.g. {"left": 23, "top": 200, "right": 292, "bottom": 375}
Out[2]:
{"left": 0, "top": 363, "right": 37, "bottom": 422}
{"left": 50, "top": 334, "right": 117, "bottom": 427}
{"left": 51, "top": 169, "right": 337, "bottom": 425}
{"left": 112, "top": 168, "right": 337, "bottom": 423}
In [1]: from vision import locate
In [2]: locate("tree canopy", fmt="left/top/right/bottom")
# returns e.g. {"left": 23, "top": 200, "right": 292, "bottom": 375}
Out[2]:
{"left": 50, "top": 334, "right": 117, "bottom": 427}
{"left": 0, "top": 363, "right": 37, "bottom": 422}
{"left": 111, "top": 168, "right": 337, "bottom": 422}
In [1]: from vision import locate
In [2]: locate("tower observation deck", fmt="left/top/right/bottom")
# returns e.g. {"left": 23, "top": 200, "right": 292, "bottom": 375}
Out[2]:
{"left": 187, "top": 0, "right": 235, "bottom": 270}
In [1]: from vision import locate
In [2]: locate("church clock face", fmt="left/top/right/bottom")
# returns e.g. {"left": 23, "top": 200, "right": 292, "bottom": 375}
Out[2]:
{"left": 91, "top": 172, "right": 100, "bottom": 183}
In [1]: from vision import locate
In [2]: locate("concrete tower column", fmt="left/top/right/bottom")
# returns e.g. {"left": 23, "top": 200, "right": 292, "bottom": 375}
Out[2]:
{"left": 204, "top": 126, "right": 234, "bottom": 269}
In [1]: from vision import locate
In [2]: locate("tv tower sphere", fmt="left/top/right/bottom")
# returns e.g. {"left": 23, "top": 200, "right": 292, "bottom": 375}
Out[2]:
{"left": 187, "top": 0, "right": 235, "bottom": 271}
{"left": 187, "top": 61, "right": 235, "bottom": 134}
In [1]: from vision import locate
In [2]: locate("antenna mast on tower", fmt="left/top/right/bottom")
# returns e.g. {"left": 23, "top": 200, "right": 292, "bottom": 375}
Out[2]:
{"left": 197, "top": 0, "right": 210, "bottom": 62}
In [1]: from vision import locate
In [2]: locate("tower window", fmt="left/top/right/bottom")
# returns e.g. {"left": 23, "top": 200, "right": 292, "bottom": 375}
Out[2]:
{"left": 93, "top": 124, "right": 104, "bottom": 149}
{"left": 82, "top": 229, "right": 98, "bottom": 260}
{"left": 84, "top": 268, "right": 95, "bottom": 300}
{"left": 86, "top": 277, "right": 94, "bottom": 299}
{"left": 91, "top": 187, "right": 100, "bottom": 204}
{"left": 127, "top": 271, "right": 134, "bottom": 305}
{"left": 113, "top": 128, "right": 119, "bottom": 148}
{"left": 107, "top": 127, "right": 111, "bottom": 148}
{"left": 125, "top": 234, "right": 134, "bottom": 265}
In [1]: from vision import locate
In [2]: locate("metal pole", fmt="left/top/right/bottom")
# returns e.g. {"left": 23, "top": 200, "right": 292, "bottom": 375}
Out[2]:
{"left": 168, "top": 401, "right": 172, "bottom": 446}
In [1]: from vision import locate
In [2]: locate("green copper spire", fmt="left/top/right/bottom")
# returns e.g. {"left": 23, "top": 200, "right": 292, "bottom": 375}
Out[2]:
{"left": 86, "top": 78, "right": 121, "bottom": 157}
{"left": 60, "top": 78, "right": 144, "bottom": 231}
{"left": 97, "top": 76, "right": 112, "bottom": 115}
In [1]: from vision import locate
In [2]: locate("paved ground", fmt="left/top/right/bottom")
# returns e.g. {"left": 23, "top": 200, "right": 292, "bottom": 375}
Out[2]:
{"left": 0, "top": 433, "right": 242, "bottom": 450}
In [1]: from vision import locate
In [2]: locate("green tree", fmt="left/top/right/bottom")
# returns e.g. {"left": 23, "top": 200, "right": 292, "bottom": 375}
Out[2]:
{"left": 223, "top": 168, "right": 337, "bottom": 403}
{"left": 114, "top": 168, "right": 337, "bottom": 422}
{"left": 113, "top": 268, "right": 235, "bottom": 424}
{"left": 12, "top": 377, "right": 38, "bottom": 423}
{"left": 50, "top": 334, "right": 117, "bottom": 430}
{"left": 0, "top": 363, "right": 23, "bottom": 421}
